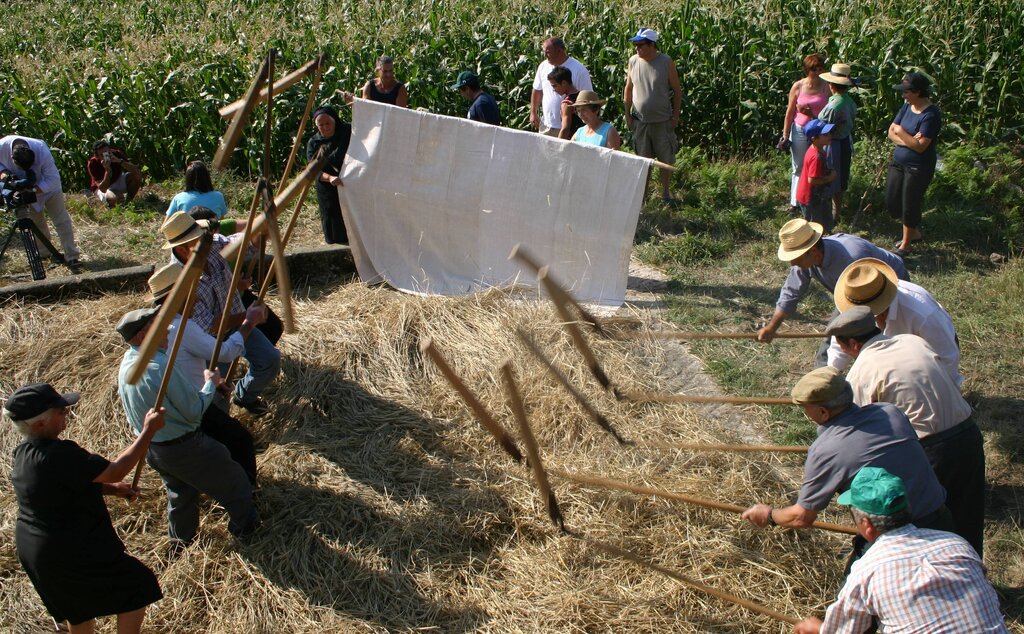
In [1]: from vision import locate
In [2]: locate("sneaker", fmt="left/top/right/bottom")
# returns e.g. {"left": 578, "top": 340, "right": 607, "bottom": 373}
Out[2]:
{"left": 232, "top": 396, "right": 270, "bottom": 417}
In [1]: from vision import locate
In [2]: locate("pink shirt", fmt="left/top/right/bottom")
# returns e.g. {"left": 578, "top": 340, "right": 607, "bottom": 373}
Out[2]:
{"left": 794, "top": 89, "right": 829, "bottom": 127}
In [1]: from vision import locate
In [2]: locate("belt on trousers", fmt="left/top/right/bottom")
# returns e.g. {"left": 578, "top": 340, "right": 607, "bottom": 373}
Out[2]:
{"left": 151, "top": 428, "right": 201, "bottom": 446}
{"left": 919, "top": 417, "right": 976, "bottom": 448}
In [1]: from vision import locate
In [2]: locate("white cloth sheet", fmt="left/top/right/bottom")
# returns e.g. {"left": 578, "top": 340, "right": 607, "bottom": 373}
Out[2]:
{"left": 338, "top": 99, "right": 650, "bottom": 306}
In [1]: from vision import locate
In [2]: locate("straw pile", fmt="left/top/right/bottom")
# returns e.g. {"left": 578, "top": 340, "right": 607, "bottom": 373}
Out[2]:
{"left": 1, "top": 282, "right": 849, "bottom": 632}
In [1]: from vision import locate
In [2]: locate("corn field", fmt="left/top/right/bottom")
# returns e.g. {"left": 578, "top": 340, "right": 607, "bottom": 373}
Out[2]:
{"left": 1, "top": 0, "right": 1021, "bottom": 187}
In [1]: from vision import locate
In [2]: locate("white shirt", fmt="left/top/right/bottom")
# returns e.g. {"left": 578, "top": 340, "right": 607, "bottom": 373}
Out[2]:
{"left": 847, "top": 334, "right": 973, "bottom": 438}
{"left": 829, "top": 280, "right": 962, "bottom": 387}
{"left": 532, "top": 57, "right": 593, "bottom": 129}
{"left": 167, "top": 314, "right": 246, "bottom": 389}
{"left": 0, "top": 135, "right": 63, "bottom": 211}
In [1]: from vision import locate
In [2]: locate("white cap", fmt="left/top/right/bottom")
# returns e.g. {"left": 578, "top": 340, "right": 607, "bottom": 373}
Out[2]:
{"left": 629, "top": 28, "right": 659, "bottom": 43}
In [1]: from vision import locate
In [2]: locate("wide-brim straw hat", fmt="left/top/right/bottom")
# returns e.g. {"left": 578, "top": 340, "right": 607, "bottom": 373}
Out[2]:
{"left": 834, "top": 258, "right": 899, "bottom": 314}
{"left": 776, "top": 218, "right": 824, "bottom": 261}
{"left": 820, "top": 63, "right": 855, "bottom": 86}
{"left": 148, "top": 262, "right": 184, "bottom": 302}
{"left": 573, "top": 90, "right": 606, "bottom": 107}
{"left": 160, "top": 212, "right": 204, "bottom": 249}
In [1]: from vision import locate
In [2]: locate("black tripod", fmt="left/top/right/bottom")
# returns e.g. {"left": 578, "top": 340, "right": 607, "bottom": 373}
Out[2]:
{"left": 0, "top": 207, "right": 68, "bottom": 281}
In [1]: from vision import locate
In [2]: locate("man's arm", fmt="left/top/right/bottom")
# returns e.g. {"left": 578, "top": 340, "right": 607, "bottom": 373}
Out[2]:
{"left": 741, "top": 503, "right": 819, "bottom": 529}
{"left": 32, "top": 142, "right": 60, "bottom": 195}
{"left": 530, "top": 89, "right": 543, "bottom": 129}
{"left": 623, "top": 74, "right": 635, "bottom": 130}
{"left": 558, "top": 98, "right": 573, "bottom": 139}
{"left": 667, "top": 60, "right": 682, "bottom": 128}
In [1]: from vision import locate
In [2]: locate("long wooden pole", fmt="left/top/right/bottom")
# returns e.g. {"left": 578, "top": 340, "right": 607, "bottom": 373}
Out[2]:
{"left": 127, "top": 235, "right": 213, "bottom": 385}
{"left": 508, "top": 243, "right": 606, "bottom": 337}
{"left": 276, "top": 56, "right": 325, "bottom": 191}
{"left": 259, "top": 185, "right": 295, "bottom": 333}
{"left": 616, "top": 389, "right": 795, "bottom": 406}
{"left": 419, "top": 338, "right": 523, "bottom": 463}
{"left": 587, "top": 539, "right": 800, "bottom": 625}
{"left": 613, "top": 330, "right": 828, "bottom": 341}
{"left": 516, "top": 328, "right": 628, "bottom": 445}
{"left": 637, "top": 440, "right": 809, "bottom": 454}
{"left": 501, "top": 363, "right": 566, "bottom": 532}
{"left": 219, "top": 56, "right": 323, "bottom": 119}
{"left": 213, "top": 56, "right": 270, "bottom": 171}
{"left": 552, "top": 468, "right": 857, "bottom": 535}
{"left": 538, "top": 266, "right": 612, "bottom": 391}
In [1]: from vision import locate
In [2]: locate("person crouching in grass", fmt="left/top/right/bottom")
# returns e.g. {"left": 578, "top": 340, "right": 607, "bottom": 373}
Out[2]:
{"left": 796, "top": 119, "right": 837, "bottom": 233}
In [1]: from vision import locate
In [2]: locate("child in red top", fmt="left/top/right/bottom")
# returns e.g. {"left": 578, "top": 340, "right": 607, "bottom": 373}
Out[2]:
{"left": 796, "top": 119, "right": 837, "bottom": 232}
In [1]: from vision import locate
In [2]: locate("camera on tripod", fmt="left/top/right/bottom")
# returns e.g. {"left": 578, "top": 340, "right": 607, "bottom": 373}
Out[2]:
{"left": 0, "top": 169, "right": 38, "bottom": 209}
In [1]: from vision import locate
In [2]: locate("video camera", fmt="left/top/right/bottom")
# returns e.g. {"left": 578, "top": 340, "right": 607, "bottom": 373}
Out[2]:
{"left": 0, "top": 169, "right": 38, "bottom": 209}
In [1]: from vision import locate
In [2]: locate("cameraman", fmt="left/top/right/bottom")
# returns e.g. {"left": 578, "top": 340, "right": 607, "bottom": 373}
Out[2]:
{"left": 87, "top": 140, "right": 142, "bottom": 208}
{"left": 0, "top": 135, "right": 83, "bottom": 265}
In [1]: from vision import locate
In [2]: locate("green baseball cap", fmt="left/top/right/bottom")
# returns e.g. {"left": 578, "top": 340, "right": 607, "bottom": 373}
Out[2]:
{"left": 451, "top": 71, "right": 478, "bottom": 90}
{"left": 837, "top": 466, "right": 909, "bottom": 516}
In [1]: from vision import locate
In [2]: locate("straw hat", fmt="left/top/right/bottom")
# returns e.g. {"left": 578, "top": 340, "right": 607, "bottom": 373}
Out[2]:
{"left": 148, "top": 262, "right": 183, "bottom": 302}
{"left": 776, "top": 218, "right": 824, "bottom": 261}
{"left": 160, "top": 212, "right": 204, "bottom": 249}
{"left": 834, "top": 258, "right": 899, "bottom": 314}
{"left": 573, "top": 90, "right": 606, "bottom": 107}
{"left": 820, "top": 63, "right": 855, "bottom": 86}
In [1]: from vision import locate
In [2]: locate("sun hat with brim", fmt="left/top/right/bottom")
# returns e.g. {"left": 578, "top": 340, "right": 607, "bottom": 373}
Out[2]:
{"left": 776, "top": 218, "right": 824, "bottom": 261}
{"left": 791, "top": 366, "right": 847, "bottom": 405}
{"left": 3, "top": 383, "right": 80, "bottom": 420}
{"left": 834, "top": 258, "right": 899, "bottom": 314}
{"left": 160, "top": 212, "right": 204, "bottom": 249}
{"left": 891, "top": 72, "right": 931, "bottom": 94}
{"left": 116, "top": 307, "right": 160, "bottom": 343}
{"left": 837, "top": 466, "right": 909, "bottom": 516}
{"left": 573, "top": 90, "right": 606, "bottom": 107}
{"left": 820, "top": 63, "right": 856, "bottom": 86}
{"left": 148, "top": 262, "right": 184, "bottom": 302}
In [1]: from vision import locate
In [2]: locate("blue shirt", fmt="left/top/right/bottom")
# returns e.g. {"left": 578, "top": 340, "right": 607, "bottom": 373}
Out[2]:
{"left": 776, "top": 233, "right": 910, "bottom": 315}
{"left": 118, "top": 346, "right": 216, "bottom": 442}
{"left": 573, "top": 122, "right": 613, "bottom": 147}
{"left": 166, "top": 190, "right": 228, "bottom": 218}
{"left": 468, "top": 92, "right": 501, "bottom": 126}
{"left": 893, "top": 103, "right": 941, "bottom": 168}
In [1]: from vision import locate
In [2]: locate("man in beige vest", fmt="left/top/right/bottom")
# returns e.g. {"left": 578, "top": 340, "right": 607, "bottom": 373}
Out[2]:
{"left": 623, "top": 28, "right": 681, "bottom": 202}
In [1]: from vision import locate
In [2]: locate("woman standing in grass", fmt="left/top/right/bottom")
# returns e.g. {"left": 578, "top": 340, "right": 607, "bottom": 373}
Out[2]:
{"left": 887, "top": 72, "right": 941, "bottom": 257}
{"left": 362, "top": 56, "right": 408, "bottom": 107}
{"left": 571, "top": 91, "right": 621, "bottom": 150}
{"left": 307, "top": 105, "right": 353, "bottom": 244}
{"left": 780, "top": 54, "right": 829, "bottom": 214}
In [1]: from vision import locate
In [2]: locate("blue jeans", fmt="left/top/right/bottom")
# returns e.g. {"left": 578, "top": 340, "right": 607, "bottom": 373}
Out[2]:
{"left": 232, "top": 327, "right": 280, "bottom": 405}
{"left": 147, "top": 432, "right": 258, "bottom": 543}
{"left": 788, "top": 123, "right": 810, "bottom": 207}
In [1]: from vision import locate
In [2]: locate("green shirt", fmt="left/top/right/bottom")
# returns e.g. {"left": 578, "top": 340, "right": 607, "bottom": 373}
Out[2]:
{"left": 818, "top": 92, "right": 857, "bottom": 139}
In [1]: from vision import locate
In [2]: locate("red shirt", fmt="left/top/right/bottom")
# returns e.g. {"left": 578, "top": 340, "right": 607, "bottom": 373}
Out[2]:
{"left": 86, "top": 148, "right": 127, "bottom": 191}
{"left": 796, "top": 145, "right": 828, "bottom": 205}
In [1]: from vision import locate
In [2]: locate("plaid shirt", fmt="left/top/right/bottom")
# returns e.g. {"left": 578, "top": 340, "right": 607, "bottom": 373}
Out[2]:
{"left": 182, "top": 234, "right": 247, "bottom": 334}
{"left": 822, "top": 525, "right": 1007, "bottom": 633}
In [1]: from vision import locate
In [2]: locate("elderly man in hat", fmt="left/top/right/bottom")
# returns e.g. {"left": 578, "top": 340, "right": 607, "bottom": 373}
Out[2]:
{"left": 148, "top": 262, "right": 267, "bottom": 484}
{"left": 530, "top": 37, "right": 593, "bottom": 137}
{"left": 757, "top": 219, "right": 908, "bottom": 365}
{"left": 623, "top": 27, "right": 682, "bottom": 202}
{"left": 793, "top": 467, "right": 1007, "bottom": 634}
{"left": 741, "top": 367, "right": 951, "bottom": 568}
{"left": 828, "top": 257, "right": 961, "bottom": 385}
{"left": 160, "top": 212, "right": 280, "bottom": 417}
{"left": 116, "top": 307, "right": 259, "bottom": 553}
{"left": 825, "top": 306, "right": 985, "bottom": 555}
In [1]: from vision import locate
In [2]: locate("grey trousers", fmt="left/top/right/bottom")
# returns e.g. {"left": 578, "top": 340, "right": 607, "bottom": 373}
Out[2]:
{"left": 21, "top": 191, "right": 81, "bottom": 260}
{"left": 147, "top": 431, "right": 258, "bottom": 543}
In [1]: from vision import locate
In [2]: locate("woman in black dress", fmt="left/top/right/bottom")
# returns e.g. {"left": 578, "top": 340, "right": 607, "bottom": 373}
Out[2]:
{"left": 306, "top": 105, "right": 353, "bottom": 244}
{"left": 6, "top": 383, "right": 164, "bottom": 633}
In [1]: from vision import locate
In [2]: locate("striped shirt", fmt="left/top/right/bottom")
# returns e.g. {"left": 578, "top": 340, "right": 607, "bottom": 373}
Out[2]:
{"left": 822, "top": 525, "right": 1007, "bottom": 633}
{"left": 177, "top": 233, "right": 247, "bottom": 334}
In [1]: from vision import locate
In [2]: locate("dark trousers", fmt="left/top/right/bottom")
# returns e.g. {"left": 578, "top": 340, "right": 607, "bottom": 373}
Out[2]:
{"left": 316, "top": 183, "right": 348, "bottom": 244}
{"left": 921, "top": 419, "right": 986, "bottom": 556}
{"left": 886, "top": 160, "right": 936, "bottom": 229}
{"left": 201, "top": 404, "right": 258, "bottom": 485}
{"left": 241, "top": 288, "right": 283, "bottom": 345}
{"left": 801, "top": 197, "right": 834, "bottom": 234}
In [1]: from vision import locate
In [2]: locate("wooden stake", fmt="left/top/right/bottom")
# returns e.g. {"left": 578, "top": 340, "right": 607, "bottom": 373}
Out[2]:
{"left": 419, "top": 338, "right": 523, "bottom": 463}
{"left": 616, "top": 389, "right": 795, "bottom": 406}
{"left": 276, "top": 56, "right": 325, "bottom": 190}
{"left": 259, "top": 185, "right": 295, "bottom": 334}
{"left": 501, "top": 363, "right": 567, "bottom": 532}
{"left": 587, "top": 538, "right": 799, "bottom": 625}
{"left": 637, "top": 440, "right": 809, "bottom": 454}
{"left": 127, "top": 234, "right": 212, "bottom": 385}
{"left": 219, "top": 56, "right": 323, "bottom": 119}
{"left": 612, "top": 330, "right": 828, "bottom": 341}
{"left": 552, "top": 468, "right": 856, "bottom": 535}
{"left": 508, "top": 243, "right": 606, "bottom": 336}
{"left": 213, "top": 56, "right": 270, "bottom": 171}
{"left": 538, "top": 266, "right": 612, "bottom": 390}
{"left": 516, "top": 328, "right": 628, "bottom": 445}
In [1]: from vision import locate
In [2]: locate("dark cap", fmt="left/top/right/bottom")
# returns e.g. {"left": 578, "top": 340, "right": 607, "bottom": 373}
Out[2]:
{"left": 892, "top": 72, "right": 931, "bottom": 94}
{"left": 451, "top": 71, "right": 479, "bottom": 90}
{"left": 825, "top": 306, "right": 877, "bottom": 338}
{"left": 804, "top": 119, "right": 836, "bottom": 139}
{"left": 116, "top": 307, "right": 160, "bottom": 343}
{"left": 4, "top": 383, "right": 80, "bottom": 420}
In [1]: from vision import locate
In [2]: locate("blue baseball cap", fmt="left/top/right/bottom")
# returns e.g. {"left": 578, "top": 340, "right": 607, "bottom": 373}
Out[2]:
{"left": 804, "top": 119, "right": 835, "bottom": 139}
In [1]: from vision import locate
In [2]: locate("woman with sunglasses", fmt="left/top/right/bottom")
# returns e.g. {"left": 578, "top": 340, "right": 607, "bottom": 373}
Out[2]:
{"left": 6, "top": 383, "right": 164, "bottom": 633}
{"left": 780, "top": 54, "right": 830, "bottom": 215}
